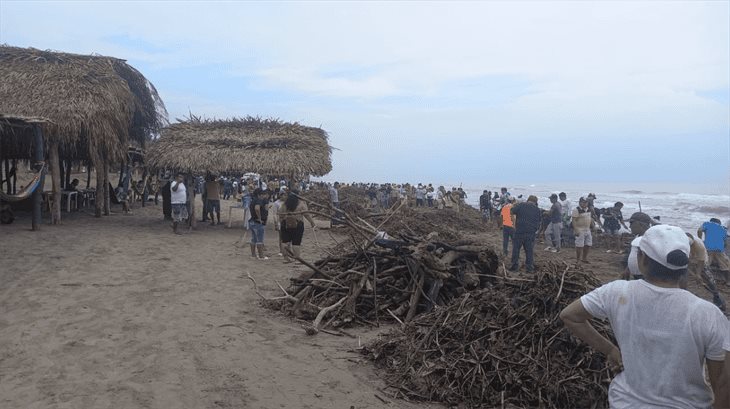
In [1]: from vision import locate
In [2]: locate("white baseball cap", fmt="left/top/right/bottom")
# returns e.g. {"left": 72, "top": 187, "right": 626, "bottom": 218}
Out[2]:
{"left": 638, "top": 225, "right": 690, "bottom": 270}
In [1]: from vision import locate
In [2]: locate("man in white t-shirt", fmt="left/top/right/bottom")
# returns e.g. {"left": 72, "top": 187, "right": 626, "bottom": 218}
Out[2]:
{"left": 170, "top": 173, "right": 188, "bottom": 235}
{"left": 623, "top": 213, "right": 726, "bottom": 311}
{"left": 560, "top": 225, "right": 727, "bottom": 408}
{"left": 558, "top": 192, "right": 571, "bottom": 221}
{"left": 720, "top": 324, "right": 730, "bottom": 408}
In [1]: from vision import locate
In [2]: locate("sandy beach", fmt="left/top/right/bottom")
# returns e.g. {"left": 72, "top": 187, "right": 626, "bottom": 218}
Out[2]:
{"left": 1, "top": 196, "right": 727, "bottom": 409}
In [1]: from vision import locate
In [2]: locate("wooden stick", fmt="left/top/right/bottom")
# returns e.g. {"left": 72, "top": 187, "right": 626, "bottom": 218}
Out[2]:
{"left": 294, "top": 256, "right": 334, "bottom": 280}
{"left": 373, "top": 257, "right": 379, "bottom": 325}
{"left": 387, "top": 309, "right": 405, "bottom": 328}
{"left": 555, "top": 263, "right": 570, "bottom": 303}
{"left": 375, "top": 199, "right": 406, "bottom": 231}
{"left": 305, "top": 296, "right": 347, "bottom": 335}
{"left": 246, "top": 273, "right": 298, "bottom": 303}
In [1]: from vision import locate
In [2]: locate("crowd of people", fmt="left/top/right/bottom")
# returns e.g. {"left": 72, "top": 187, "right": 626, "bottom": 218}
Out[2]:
{"left": 360, "top": 182, "right": 470, "bottom": 212}
{"left": 481, "top": 187, "right": 730, "bottom": 407}
{"left": 157, "top": 177, "right": 730, "bottom": 406}
{"left": 164, "top": 178, "right": 730, "bottom": 292}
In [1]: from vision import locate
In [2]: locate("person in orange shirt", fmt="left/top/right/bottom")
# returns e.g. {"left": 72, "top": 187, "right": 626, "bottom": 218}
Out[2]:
{"left": 501, "top": 198, "right": 516, "bottom": 257}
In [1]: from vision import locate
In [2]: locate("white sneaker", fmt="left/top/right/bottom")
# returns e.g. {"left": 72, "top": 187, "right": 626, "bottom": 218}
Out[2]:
{"left": 544, "top": 247, "right": 553, "bottom": 251}
{"left": 550, "top": 248, "right": 559, "bottom": 253}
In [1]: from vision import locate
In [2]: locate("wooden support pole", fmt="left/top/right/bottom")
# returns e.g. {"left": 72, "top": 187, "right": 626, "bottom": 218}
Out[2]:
{"left": 31, "top": 125, "right": 45, "bottom": 231}
{"left": 59, "top": 158, "right": 65, "bottom": 191}
{"left": 64, "top": 159, "right": 72, "bottom": 189}
{"left": 188, "top": 174, "right": 196, "bottom": 229}
{"left": 48, "top": 141, "right": 61, "bottom": 224}
{"left": 103, "top": 161, "right": 110, "bottom": 216}
{"left": 140, "top": 168, "right": 149, "bottom": 207}
{"left": 86, "top": 160, "right": 92, "bottom": 189}
{"left": 3, "top": 158, "right": 9, "bottom": 194}
{"left": 117, "top": 164, "right": 124, "bottom": 187}
{"left": 11, "top": 159, "right": 17, "bottom": 194}
{"left": 93, "top": 156, "right": 103, "bottom": 217}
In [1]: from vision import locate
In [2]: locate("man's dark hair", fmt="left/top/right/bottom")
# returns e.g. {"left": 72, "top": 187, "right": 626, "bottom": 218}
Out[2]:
{"left": 285, "top": 190, "right": 300, "bottom": 211}
{"left": 614, "top": 201, "right": 624, "bottom": 208}
{"left": 644, "top": 249, "right": 688, "bottom": 281}
{"left": 710, "top": 218, "right": 721, "bottom": 224}
{"left": 559, "top": 192, "right": 566, "bottom": 198}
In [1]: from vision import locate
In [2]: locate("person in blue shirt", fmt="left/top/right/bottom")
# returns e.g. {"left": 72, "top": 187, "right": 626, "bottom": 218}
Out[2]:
{"left": 697, "top": 218, "right": 730, "bottom": 284}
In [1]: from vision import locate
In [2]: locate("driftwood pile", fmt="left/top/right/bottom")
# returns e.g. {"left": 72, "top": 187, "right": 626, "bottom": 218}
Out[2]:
{"left": 254, "top": 234, "right": 499, "bottom": 335}
{"left": 302, "top": 185, "right": 370, "bottom": 219}
{"left": 378, "top": 206, "right": 485, "bottom": 242}
{"left": 245, "top": 187, "right": 501, "bottom": 335}
{"left": 302, "top": 186, "right": 486, "bottom": 241}
{"left": 362, "top": 261, "right": 613, "bottom": 409}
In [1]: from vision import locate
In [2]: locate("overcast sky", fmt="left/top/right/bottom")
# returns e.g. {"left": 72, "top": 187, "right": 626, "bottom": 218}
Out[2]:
{"left": 1, "top": 1, "right": 728, "bottom": 189}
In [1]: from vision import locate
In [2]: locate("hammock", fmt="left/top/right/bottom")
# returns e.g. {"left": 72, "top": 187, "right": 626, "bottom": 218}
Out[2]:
{"left": 0, "top": 164, "right": 46, "bottom": 202}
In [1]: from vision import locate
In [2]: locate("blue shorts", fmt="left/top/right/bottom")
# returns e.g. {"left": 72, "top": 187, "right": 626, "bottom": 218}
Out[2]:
{"left": 249, "top": 221, "right": 265, "bottom": 244}
{"left": 207, "top": 199, "right": 220, "bottom": 212}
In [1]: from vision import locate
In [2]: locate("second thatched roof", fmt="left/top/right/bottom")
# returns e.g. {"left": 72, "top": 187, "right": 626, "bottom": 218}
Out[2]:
{"left": 0, "top": 45, "right": 167, "bottom": 162}
{"left": 147, "top": 116, "right": 332, "bottom": 177}
{"left": 0, "top": 114, "right": 55, "bottom": 161}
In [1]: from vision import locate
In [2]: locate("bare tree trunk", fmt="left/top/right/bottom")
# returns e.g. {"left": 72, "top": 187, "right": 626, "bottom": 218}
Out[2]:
{"left": 49, "top": 141, "right": 62, "bottom": 224}
{"left": 103, "top": 162, "right": 110, "bottom": 216}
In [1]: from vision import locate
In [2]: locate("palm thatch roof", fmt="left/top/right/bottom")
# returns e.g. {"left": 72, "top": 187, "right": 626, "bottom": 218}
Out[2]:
{"left": 0, "top": 45, "right": 167, "bottom": 162}
{"left": 147, "top": 116, "right": 332, "bottom": 177}
{"left": 0, "top": 114, "right": 50, "bottom": 160}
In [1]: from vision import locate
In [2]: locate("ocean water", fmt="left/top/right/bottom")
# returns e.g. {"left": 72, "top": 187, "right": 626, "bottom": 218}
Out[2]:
{"left": 459, "top": 182, "right": 730, "bottom": 234}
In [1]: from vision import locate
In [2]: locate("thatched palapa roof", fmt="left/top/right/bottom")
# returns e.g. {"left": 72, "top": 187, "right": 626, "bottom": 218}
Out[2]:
{"left": 147, "top": 116, "right": 332, "bottom": 177}
{"left": 0, "top": 114, "right": 51, "bottom": 161}
{"left": 0, "top": 45, "right": 167, "bottom": 162}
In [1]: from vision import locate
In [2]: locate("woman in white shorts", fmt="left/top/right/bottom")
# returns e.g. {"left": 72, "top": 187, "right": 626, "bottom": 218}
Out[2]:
{"left": 572, "top": 197, "right": 593, "bottom": 264}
